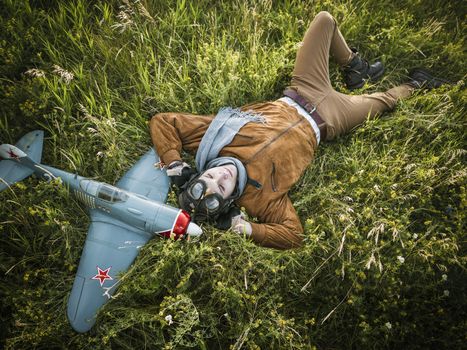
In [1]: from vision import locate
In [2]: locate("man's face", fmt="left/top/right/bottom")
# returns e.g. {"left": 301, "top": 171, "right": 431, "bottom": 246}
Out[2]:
{"left": 198, "top": 164, "right": 237, "bottom": 199}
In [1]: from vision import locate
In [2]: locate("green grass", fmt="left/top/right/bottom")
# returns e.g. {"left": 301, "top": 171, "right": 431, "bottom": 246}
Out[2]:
{"left": 0, "top": 0, "right": 465, "bottom": 349}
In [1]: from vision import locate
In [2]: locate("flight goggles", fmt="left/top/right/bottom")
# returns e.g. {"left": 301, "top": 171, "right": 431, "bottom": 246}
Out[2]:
{"left": 179, "top": 178, "right": 231, "bottom": 222}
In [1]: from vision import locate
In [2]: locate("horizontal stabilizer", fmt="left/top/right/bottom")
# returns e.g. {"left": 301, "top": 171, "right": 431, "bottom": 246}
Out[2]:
{"left": 0, "top": 130, "right": 44, "bottom": 192}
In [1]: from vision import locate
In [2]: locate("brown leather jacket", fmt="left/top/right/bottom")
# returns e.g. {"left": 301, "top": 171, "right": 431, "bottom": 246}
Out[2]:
{"left": 149, "top": 100, "right": 318, "bottom": 249}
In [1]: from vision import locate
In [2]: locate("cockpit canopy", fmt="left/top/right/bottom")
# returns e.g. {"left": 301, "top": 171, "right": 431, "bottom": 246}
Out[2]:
{"left": 79, "top": 180, "right": 128, "bottom": 203}
{"left": 97, "top": 184, "right": 128, "bottom": 202}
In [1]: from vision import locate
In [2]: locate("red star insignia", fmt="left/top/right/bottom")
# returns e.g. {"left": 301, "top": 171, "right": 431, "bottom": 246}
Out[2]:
{"left": 92, "top": 266, "right": 113, "bottom": 286}
{"left": 7, "top": 148, "right": 19, "bottom": 159}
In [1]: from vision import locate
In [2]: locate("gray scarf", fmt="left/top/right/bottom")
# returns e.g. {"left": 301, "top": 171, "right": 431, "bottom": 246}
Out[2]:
{"left": 195, "top": 107, "right": 264, "bottom": 199}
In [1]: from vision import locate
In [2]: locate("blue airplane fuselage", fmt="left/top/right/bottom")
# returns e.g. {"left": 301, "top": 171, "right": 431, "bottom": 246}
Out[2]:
{"left": 41, "top": 165, "right": 192, "bottom": 238}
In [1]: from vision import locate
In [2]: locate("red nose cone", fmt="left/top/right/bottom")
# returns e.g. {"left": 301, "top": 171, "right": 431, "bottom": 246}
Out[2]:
{"left": 159, "top": 210, "right": 191, "bottom": 240}
{"left": 172, "top": 210, "right": 191, "bottom": 238}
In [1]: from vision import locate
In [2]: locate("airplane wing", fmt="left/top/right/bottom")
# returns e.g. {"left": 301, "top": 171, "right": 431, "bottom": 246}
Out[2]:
{"left": 67, "top": 148, "right": 171, "bottom": 332}
{"left": 67, "top": 210, "right": 152, "bottom": 332}
{"left": 116, "top": 148, "right": 170, "bottom": 203}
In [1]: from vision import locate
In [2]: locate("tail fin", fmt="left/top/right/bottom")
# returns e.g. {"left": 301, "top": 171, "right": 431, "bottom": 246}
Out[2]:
{"left": 0, "top": 130, "right": 44, "bottom": 192}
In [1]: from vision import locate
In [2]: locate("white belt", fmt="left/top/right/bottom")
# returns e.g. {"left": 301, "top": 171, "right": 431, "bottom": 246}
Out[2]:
{"left": 278, "top": 96, "right": 321, "bottom": 144}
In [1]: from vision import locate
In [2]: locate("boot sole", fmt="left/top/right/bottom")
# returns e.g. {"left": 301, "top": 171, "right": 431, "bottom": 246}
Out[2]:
{"left": 347, "top": 66, "right": 385, "bottom": 90}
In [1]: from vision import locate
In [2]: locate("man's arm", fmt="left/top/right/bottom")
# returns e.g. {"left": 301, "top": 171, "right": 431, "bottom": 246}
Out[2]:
{"left": 241, "top": 194, "right": 305, "bottom": 250}
{"left": 149, "top": 112, "right": 213, "bottom": 165}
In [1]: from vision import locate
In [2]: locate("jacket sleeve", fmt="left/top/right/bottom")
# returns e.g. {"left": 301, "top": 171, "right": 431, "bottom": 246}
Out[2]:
{"left": 149, "top": 112, "right": 213, "bottom": 165}
{"left": 248, "top": 194, "right": 304, "bottom": 250}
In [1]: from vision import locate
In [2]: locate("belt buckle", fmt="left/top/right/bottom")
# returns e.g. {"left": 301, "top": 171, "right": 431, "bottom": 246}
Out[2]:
{"left": 304, "top": 102, "right": 316, "bottom": 114}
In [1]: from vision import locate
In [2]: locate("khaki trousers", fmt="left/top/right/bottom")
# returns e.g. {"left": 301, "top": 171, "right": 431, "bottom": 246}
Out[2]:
{"left": 290, "top": 11, "right": 413, "bottom": 140}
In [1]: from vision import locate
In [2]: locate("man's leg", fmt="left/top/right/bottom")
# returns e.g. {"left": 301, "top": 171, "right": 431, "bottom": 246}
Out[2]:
{"left": 289, "top": 11, "right": 414, "bottom": 139}
{"left": 290, "top": 11, "right": 354, "bottom": 105}
{"left": 318, "top": 84, "right": 414, "bottom": 139}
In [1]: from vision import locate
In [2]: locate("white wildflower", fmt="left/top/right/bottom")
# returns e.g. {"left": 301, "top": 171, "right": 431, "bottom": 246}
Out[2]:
{"left": 397, "top": 256, "right": 405, "bottom": 264}
{"left": 105, "top": 118, "right": 116, "bottom": 127}
{"left": 24, "top": 68, "right": 45, "bottom": 78}
{"left": 52, "top": 65, "right": 74, "bottom": 84}
{"left": 87, "top": 127, "right": 98, "bottom": 133}
{"left": 295, "top": 41, "right": 304, "bottom": 49}
{"left": 97, "top": 151, "right": 105, "bottom": 158}
{"left": 385, "top": 322, "right": 392, "bottom": 330}
{"left": 165, "top": 314, "right": 173, "bottom": 325}
{"left": 443, "top": 290, "right": 449, "bottom": 297}
{"left": 442, "top": 274, "right": 447, "bottom": 281}
{"left": 412, "top": 233, "right": 418, "bottom": 239}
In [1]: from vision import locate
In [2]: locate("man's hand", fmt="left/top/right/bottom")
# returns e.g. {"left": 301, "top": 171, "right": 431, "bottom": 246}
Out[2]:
{"left": 215, "top": 207, "right": 252, "bottom": 235}
{"left": 166, "top": 161, "right": 197, "bottom": 189}
{"left": 231, "top": 214, "right": 252, "bottom": 236}
{"left": 215, "top": 206, "right": 241, "bottom": 230}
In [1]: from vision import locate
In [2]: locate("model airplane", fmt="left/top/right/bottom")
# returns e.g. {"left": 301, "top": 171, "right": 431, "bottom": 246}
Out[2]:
{"left": 0, "top": 130, "right": 202, "bottom": 332}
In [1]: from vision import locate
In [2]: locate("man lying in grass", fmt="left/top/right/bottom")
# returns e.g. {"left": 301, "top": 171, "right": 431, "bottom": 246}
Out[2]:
{"left": 149, "top": 11, "right": 448, "bottom": 249}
